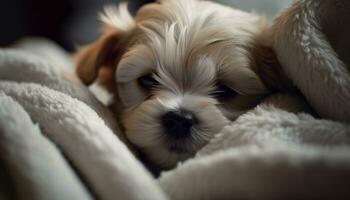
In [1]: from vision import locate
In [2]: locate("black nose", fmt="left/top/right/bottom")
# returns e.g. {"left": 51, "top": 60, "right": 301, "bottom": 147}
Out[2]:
{"left": 162, "top": 110, "right": 197, "bottom": 139}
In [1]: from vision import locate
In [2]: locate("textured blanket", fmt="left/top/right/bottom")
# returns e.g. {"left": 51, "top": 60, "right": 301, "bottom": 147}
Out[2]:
{"left": 1, "top": 1, "right": 350, "bottom": 199}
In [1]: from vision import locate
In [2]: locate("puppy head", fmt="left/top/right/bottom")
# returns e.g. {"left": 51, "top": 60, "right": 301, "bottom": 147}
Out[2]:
{"left": 76, "top": 0, "right": 287, "bottom": 169}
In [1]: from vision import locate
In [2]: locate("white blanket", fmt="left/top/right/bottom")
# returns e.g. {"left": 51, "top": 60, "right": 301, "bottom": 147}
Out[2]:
{"left": 0, "top": 39, "right": 167, "bottom": 200}
{"left": 1, "top": 1, "right": 350, "bottom": 199}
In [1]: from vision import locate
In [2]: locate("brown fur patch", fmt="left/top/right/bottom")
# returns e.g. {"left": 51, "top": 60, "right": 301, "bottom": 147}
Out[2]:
{"left": 249, "top": 31, "right": 296, "bottom": 93}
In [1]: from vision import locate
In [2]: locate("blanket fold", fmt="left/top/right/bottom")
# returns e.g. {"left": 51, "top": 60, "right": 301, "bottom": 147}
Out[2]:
{"left": 272, "top": 0, "right": 350, "bottom": 122}
{"left": 0, "top": 92, "right": 92, "bottom": 200}
{"left": 1, "top": 1, "right": 350, "bottom": 198}
{"left": 0, "top": 40, "right": 167, "bottom": 200}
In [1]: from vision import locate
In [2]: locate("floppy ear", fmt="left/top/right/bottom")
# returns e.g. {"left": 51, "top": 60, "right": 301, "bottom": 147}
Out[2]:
{"left": 75, "top": 32, "right": 121, "bottom": 85}
{"left": 250, "top": 30, "right": 296, "bottom": 93}
{"left": 75, "top": 4, "right": 136, "bottom": 88}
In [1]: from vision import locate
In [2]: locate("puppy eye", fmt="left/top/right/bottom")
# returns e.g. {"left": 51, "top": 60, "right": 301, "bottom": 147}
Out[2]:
{"left": 138, "top": 74, "right": 159, "bottom": 90}
{"left": 213, "top": 83, "right": 238, "bottom": 99}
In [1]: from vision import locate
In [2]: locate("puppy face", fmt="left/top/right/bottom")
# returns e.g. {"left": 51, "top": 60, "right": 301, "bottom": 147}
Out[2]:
{"left": 76, "top": 0, "right": 284, "bottom": 169}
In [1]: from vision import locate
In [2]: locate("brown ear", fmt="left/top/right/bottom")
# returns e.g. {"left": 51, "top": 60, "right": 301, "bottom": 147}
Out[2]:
{"left": 75, "top": 3, "right": 136, "bottom": 86}
{"left": 250, "top": 31, "right": 296, "bottom": 93}
{"left": 75, "top": 32, "right": 122, "bottom": 85}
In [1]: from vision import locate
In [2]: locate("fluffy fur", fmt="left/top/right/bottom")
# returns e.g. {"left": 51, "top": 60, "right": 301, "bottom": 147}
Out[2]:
{"left": 76, "top": 0, "right": 292, "bottom": 169}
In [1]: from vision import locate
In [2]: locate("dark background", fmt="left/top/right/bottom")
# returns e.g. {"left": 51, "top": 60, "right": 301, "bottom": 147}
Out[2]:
{"left": 0, "top": 0, "right": 290, "bottom": 51}
{"left": 0, "top": 0, "right": 153, "bottom": 51}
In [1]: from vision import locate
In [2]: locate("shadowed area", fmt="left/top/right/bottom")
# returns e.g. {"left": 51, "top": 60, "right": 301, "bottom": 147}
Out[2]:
{"left": 0, "top": 0, "right": 291, "bottom": 50}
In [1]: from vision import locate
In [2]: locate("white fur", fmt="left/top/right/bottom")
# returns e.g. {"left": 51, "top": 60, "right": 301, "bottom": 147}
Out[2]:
{"left": 123, "top": 93, "right": 229, "bottom": 168}
{"left": 99, "top": 3, "right": 135, "bottom": 32}
{"left": 113, "top": 0, "right": 269, "bottom": 168}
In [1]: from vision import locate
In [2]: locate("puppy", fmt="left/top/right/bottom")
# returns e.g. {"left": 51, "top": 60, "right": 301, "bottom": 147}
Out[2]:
{"left": 76, "top": 0, "right": 293, "bottom": 169}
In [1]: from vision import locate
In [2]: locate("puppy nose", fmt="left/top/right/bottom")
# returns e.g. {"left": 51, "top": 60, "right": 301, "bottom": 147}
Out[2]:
{"left": 162, "top": 110, "right": 197, "bottom": 138}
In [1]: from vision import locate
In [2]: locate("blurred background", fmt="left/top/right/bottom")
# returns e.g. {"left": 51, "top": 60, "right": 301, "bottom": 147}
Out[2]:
{"left": 0, "top": 0, "right": 291, "bottom": 51}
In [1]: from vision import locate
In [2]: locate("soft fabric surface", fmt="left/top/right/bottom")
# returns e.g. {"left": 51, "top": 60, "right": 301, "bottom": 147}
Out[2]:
{"left": 272, "top": 0, "right": 350, "bottom": 122}
{"left": 0, "top": 92, "right": 91, "bottom": 200}
{"left": 1, "top": 1, "right": 350, "bottom": 199}
{"left": 0, "top": 39, "right": 167, "bottom": 200}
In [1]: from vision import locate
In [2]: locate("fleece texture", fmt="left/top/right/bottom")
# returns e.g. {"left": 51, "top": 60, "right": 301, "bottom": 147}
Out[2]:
{"left": 0, "top": 39, "right": 167, "bottom": 200}
{"left": 272, "top": 0, "right": 350, "bottom": 122}
{"left": 1, "top": 1, "right": 350, "bottom": 198}
{"left": 0, "top": 92, "right": 91, "bottom": 200}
